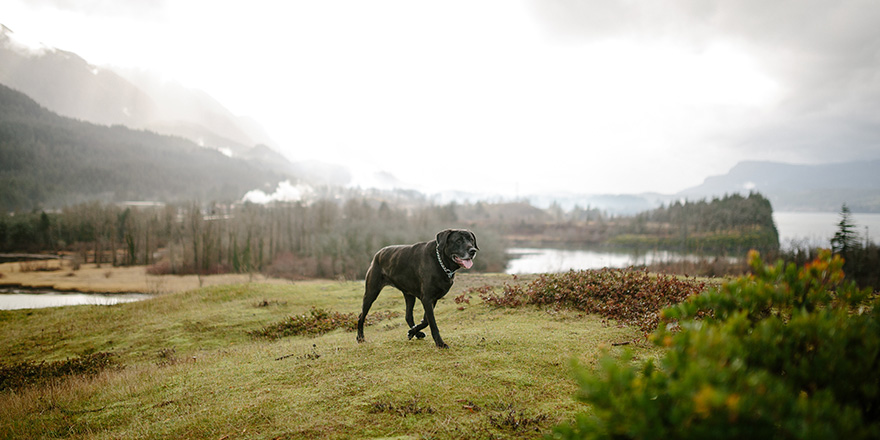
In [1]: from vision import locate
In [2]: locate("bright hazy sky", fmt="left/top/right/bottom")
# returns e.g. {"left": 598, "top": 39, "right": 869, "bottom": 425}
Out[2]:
{"left": 5, "top": 0, "right": 880, "bottom": 196}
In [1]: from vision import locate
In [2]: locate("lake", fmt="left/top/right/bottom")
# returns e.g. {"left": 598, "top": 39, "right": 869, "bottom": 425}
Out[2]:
{"left": 504, "top": 247, "right": 721, "bottom": 274}
{"left": 0, "top": 288, "right": 150, "bottom": 310}
{"left": 774, "top": 211, "right": 880, "bottom": 246}
{"left": 505, "top": 211, "right": 880, "bottom": 274}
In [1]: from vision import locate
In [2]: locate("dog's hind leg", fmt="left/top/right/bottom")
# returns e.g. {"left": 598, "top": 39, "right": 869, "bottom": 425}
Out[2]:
{"left": 357, "top": 265, "right": 384, "bottom": 343}
{"left": 404, "top": 294, "right": 416, "bottom": 328}
{"left": 404, "top": 294, "right": 427, "bottom": 340}
{"left": 408, "top": 299, "right": 438, "bottom": 342}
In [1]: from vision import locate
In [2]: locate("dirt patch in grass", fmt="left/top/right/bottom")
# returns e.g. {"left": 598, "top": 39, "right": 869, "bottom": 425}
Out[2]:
{"left": 368, "top": 398, "right": 436, "bottom": 417}
{"left": 0, "top": 352, "right": 121, "bottom": 391}
{"left": 248, "top": 307, "right": 400, "bottom": 339}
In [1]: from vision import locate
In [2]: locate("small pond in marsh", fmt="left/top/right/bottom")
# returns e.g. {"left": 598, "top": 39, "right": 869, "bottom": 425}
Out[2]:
{"left": 0, "top": 287, "right": 151, "bottom": 310}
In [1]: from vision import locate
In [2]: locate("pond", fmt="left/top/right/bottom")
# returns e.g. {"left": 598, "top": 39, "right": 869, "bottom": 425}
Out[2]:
{"left": 0, "top": 288, "right": 151, "bottom": 310}
{"left": 773, "top": 211, "right": 880, "bottom": 246}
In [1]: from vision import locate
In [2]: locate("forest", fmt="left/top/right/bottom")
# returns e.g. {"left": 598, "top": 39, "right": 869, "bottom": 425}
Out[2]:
{"left": 0, "top": 198, "right": 507, "bottom": 280}
{"left": 0, "top": 193, "right": 782, "bottom": 281}
{"left": 613, "top": 192, "right": 779, "bottom": 253}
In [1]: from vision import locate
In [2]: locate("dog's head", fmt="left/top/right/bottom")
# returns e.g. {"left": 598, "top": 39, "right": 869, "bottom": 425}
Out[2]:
{"left": 436, "top": 229, "right": 479, "bottom": 270}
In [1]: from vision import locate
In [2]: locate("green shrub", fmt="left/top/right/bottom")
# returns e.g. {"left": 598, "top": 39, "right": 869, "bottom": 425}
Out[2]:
{"left": 553, "top": 250, "right": 879, "bottom": 439}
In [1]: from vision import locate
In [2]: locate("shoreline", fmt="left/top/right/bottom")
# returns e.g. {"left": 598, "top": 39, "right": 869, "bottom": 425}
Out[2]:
{"left": 0, "top": 260, "right": 293, "bottom": 295}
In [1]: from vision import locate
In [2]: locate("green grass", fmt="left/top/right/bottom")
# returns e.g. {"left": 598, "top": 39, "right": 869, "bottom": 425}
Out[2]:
{"left": 0, "top": 274, "right": 656, "bottom": 439}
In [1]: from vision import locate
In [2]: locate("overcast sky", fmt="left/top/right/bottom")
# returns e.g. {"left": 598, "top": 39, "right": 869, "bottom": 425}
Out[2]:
{"left": 5, "top": 0, "right": 880, "bottom": 196}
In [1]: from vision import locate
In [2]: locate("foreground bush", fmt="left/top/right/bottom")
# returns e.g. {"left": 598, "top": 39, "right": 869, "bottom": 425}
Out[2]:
{"left": 553, "top": 250, "right": 879, "bottom": 439}
{"left": 480, "top": 269, "right": 707, "bottom": 334}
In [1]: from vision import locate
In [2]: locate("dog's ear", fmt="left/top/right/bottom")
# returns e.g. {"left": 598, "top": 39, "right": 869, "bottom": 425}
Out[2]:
{"left": 436, "top": 229, "right": 452, "bottom": 250}
{"left": 469, "top": 230, "right": 479, "bottom": 250}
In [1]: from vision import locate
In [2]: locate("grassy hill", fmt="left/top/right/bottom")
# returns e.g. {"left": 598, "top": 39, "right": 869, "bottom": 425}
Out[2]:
{"left": 0, "top": 274, "right": 655, "bottom": 439}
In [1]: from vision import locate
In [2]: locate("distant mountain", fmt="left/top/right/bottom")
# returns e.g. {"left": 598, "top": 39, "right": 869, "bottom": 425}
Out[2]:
{"left": 0, "top": 25, "right": 156, "bottom": 126}
{"left": 113, "top": 67, "right": 277, "bottom": 154}
{"left": 0, "top": 24, "right": 358, "bottom": 189}
{"left": 524, "top": 192, "right": 667, "bottom": 215}
{"left": 0, "top": 24, "right": 274, "bottom": 156}
{"left": 434, "top": 159, "right": 880, "bottom": 215}
{"left": 0, "top": 83, "right": 285, "bottom": 212}
{"left": 678, "top": 160, "right": 880, "bottom": 212}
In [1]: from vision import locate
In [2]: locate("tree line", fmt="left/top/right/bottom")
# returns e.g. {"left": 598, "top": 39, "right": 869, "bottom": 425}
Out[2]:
{"left": 0, "top": 198, "right": 508, "bottom": 280}
{"left": 780, "top": 203, "right": 880, "bottom": 290}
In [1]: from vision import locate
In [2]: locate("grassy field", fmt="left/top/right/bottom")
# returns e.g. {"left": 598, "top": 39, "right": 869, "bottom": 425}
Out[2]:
{"left": 0, "top": 272, "right": 656, "bottom": 439}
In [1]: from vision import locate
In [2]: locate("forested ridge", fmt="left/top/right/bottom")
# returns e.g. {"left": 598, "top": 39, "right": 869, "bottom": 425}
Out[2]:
{"left": 0, "top": 83, "right": 285, "bottom": 212}
{"left": 612, "top": 192, "right": 780, "bottom": 253}
{"left": 485, "top": 194, "right": 779, "bottom": 254}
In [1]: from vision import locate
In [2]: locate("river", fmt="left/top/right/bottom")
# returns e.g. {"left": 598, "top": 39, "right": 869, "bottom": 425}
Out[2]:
{"left": 0, "top": 288, "right": 150, "bottom": 310}
{"left": 505, "top": 211, "right": 880, "bottom": 274}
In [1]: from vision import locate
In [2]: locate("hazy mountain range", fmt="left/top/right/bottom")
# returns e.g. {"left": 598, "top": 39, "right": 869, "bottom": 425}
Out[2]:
{"left": 0, "top": 82, "right": 287, "bottom": 211}
{"left": 447, "top": 159, "right": 880, "bottom": 214}
{"left": 1, "top": 23, "right": 877, "bottom": 213}
{"left": 0, "top": 24, "right": 350, "bottom": 183}
{"left": 678, "top": 160, "right": 880, "bottom": 213}
{"left": 0, "top": 24, "right": 269, "bottom": 156}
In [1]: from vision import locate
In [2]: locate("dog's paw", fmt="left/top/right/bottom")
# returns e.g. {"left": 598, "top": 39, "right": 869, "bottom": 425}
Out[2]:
{"left": 407, "top": 329, "right": 427, "bottom": 340}
{"left": 436, "top": 342, "right": 449, "bottom": 349}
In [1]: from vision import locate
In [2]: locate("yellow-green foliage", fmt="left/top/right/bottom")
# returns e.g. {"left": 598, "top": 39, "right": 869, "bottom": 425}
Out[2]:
{"left": 554, "top": 250, "right": 879, "bottom": 440}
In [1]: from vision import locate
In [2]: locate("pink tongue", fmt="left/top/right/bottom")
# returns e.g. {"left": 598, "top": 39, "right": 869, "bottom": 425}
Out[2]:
{"left": 460, "top": 258, "right": 474, "bottom": 269}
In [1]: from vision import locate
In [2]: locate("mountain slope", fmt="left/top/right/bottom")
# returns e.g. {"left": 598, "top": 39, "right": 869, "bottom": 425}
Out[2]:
{"left": 0, "top": 25, "right": 157, "bottom": 128}
{"left": 679, "top": 160, "right": 880, "bottom": 212}
{"left": 0, "top": 24, "right": 275, "bottom": 153}
{"left": 0, "top": 83, "right": 284, "bottom": 212}
{"left": 113, "top": 67, "right": 277, "bottom": 153}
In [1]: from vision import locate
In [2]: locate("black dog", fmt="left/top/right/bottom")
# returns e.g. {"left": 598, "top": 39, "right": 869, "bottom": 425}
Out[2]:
{"left": 356, "top": 229, "right": 478, "bottom": 348}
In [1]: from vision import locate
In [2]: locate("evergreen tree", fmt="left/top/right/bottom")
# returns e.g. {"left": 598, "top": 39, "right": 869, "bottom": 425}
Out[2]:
{"left": 831, "top": 203, "right": 860, "bottom": 256}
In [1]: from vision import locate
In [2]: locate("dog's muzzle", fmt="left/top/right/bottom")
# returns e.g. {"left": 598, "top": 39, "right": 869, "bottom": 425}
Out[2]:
{"left": 453, "top": 247, "right": 478, "bottom": 269}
